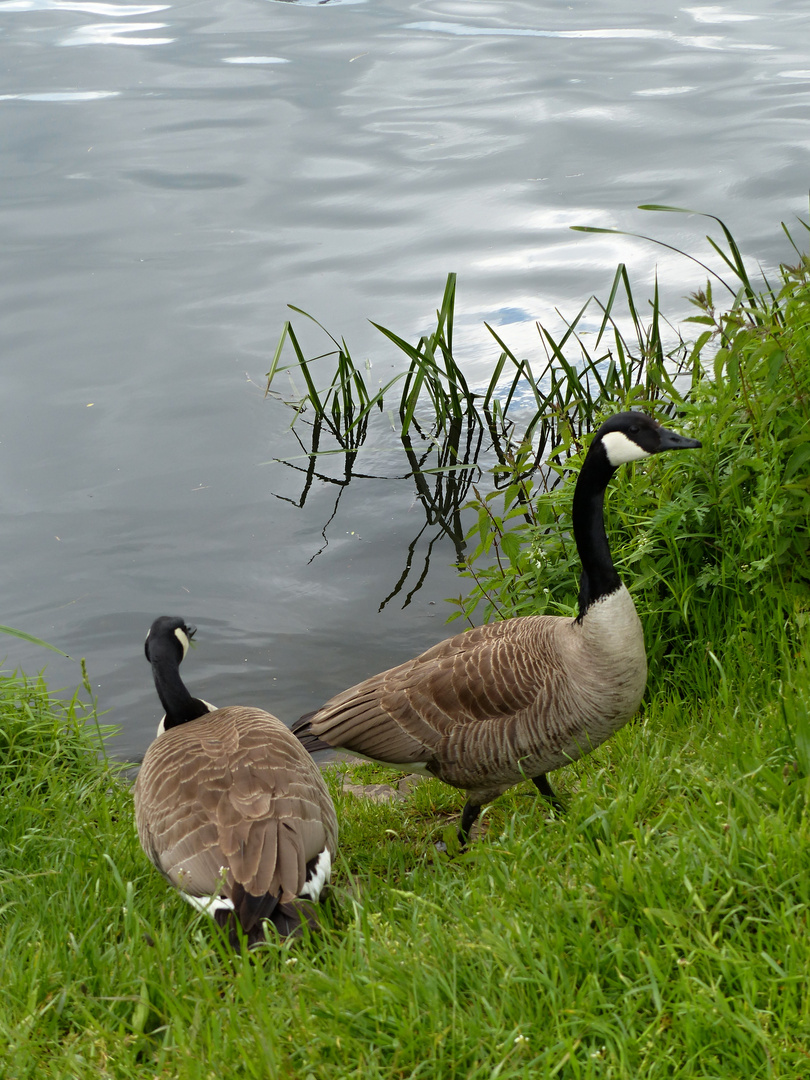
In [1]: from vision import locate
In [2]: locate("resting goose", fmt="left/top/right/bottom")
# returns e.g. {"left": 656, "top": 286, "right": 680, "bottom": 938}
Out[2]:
{"left": 135, "top": 616, "right": 338, "bottom": 946}
{"left": 292, "top": 411, "right": 701, "bottom": 842}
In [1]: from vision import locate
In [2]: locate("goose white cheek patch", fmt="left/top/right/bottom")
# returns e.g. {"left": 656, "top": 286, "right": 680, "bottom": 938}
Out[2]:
{"left": 602, "top": 430, "right": 651, "bottom": 466}
{"left": 174, "top": 627, "right": 191, "bottom": 658}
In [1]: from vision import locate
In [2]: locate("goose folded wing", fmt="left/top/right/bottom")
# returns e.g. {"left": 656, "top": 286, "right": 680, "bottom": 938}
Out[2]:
{"left": 135, "top": 712, "right": 335, "bottom": 904}
{"left": 308, "top": 616, "right": 566, "bottom": 760}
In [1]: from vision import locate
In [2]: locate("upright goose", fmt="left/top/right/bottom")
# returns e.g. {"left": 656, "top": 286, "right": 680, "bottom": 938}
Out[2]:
{"left": 135, "top": 616, "right": 338, "bottom": 946}
{"left": 293, "top": 411, "right": 701, "bottom": 842}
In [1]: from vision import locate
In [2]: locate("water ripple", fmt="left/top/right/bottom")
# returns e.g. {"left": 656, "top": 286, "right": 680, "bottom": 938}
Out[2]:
{"left": 0, "top": 0, "right": 168, "bottom": 13}
{"left": 59, "top": 20, "right": 172, "bottom": 45}
{"left": 267, "top": 0, "right": 366, "bottom": 5}
{"left": 404, "top": 20, "right": 776, "bottom": 51}
{"left": 0, "top": 89, "right": 120, "bottom": 100}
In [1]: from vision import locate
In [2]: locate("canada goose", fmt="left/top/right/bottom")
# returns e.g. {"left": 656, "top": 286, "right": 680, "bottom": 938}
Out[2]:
{"left": 135, "top": 616, "right": 338, "bottom": 946}
{"left": 293, "top": 411, "right": 701, "bottom": 842}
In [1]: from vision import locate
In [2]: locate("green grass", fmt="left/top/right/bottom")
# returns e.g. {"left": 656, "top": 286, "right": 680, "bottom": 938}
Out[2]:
{"left": 2, "top": 665, "right": 810, "bottom": 1078}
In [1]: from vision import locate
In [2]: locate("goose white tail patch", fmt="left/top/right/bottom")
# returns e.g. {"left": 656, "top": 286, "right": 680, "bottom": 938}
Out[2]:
{"left": 299, "top": 847, "right": 332, "bottom": 901}
{"left": 601, "top": 430, "right": 651, "bottom": 467}
{"left": 181, "top": 892, "right": 234, "bottom": 919}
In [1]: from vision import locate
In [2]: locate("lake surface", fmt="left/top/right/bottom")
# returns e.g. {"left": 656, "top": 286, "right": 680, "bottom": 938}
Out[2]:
{"left": 1, "top": 0, "right": 808, "bottom": 759}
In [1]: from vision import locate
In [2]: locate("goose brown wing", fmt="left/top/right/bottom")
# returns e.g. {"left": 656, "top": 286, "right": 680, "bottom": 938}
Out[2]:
{"left": 134, "top": 707, "right": 337, "bottom": 905}
{"left": 307, "top": 616, "right": 564, "bottom": 762}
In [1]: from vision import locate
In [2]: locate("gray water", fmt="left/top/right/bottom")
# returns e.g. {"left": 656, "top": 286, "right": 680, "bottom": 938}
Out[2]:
{"left": 1, "top": 0, "right": 808, "bottom": 758}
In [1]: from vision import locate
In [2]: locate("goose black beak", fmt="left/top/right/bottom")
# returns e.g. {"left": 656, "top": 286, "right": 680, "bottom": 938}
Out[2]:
{"left": 655, "top": 427, "right": 702, "bottom": 453}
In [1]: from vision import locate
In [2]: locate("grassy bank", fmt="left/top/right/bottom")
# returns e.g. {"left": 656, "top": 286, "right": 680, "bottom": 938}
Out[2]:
{"left": 2, "top": 667, "right": 810, "bottom": 1077}
{"left": 3, "top": 217, "right": 810, "bottom": 1078}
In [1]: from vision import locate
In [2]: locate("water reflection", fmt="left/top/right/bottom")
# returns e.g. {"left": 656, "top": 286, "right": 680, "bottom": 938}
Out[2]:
{"left": 269, "top": 407, "right": 487, "bottom": 609}
{"left": 684, "top": 6, "right": 761, "bottom": 24}
{"left": 0, "top": 90, "right": 120, "bottom": 100}
{"left": 223, "top": 56, "right": 290, "bottom": 65}
{"left": 265, "top": 358, "right": 564, "bottom": 611}
{"left": 269, "top": 0, "right": 365, "bottom": 6}
{"left": 60, "top": 20, "right": 172, "bottom": 45}
{"left": 0, "top": 0, "right": 167, "bottom": 11}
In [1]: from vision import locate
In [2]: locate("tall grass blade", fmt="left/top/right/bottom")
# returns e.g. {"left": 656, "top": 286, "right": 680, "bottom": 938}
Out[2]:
{"left": 0, "top": 625, "right": 69, "bottom": 657}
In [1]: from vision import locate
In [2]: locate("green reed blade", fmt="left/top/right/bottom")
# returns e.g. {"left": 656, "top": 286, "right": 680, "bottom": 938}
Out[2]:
{"left": 0, "top": 625, "right": 69, "bottom": 657}
{"left": 265, "top": 321, "right": 290, "bottom": 392}
{"left": 573, "top": 217, "right": 737, "bottom": 298}
{"left": 286, "top": 324, "right": 325, "bottom": 414}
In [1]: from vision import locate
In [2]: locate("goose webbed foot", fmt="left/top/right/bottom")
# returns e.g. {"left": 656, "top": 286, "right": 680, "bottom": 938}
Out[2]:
{"left": 433, "top": 801, "right": 482, "bottom": 856}
{"left": 432, "top": 800, "right": 483, "bottom": 854}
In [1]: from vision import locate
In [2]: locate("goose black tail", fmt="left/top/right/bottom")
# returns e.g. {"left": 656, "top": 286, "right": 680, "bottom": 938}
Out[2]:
{"left": 268, "top": 898, "right": 321, "bottom": 939}
{"left": 291, "top": 712, "right": 334, "bottom": 755}
{"left": 215, "top": 885, "right": 279, "bottom": 949}
{"left": 216, "top": 886, "right": 322, "bottom": 948}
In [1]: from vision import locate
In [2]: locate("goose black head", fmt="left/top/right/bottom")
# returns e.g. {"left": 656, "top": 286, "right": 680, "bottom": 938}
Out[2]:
{"left": 145, "top": 616, "right": 212, "bottom": 732}
{"left": 594, "top": 411, "right": 702, "bottom": 469}
{"left": 144, "top": 616, "right": 196, "bottom": 666}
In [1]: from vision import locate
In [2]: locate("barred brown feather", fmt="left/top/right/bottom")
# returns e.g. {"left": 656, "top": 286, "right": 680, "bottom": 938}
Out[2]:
{"left": 135, "top": 705, "right": 338, "bottom": 941}
{"left": 295, "top": 587, "right": 645, "bottom": 808}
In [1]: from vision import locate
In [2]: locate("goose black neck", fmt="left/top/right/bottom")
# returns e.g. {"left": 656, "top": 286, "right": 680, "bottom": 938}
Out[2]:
{"left": 572, "top": 446, "right": 621, "bottom": 620}
{"left": 150, "top": 651, "right": 211, "bottom": 730}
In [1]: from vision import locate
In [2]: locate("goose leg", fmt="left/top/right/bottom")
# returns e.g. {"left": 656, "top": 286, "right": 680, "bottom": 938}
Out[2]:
{"left": 532, "top": 773, "right": 564, "bottom": 814}
{"left": 458, "top": 800, "right": 482, "bottom": 845}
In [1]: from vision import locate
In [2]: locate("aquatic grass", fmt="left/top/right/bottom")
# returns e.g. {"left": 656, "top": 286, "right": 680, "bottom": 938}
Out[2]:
{"left": 266, "top": 277, "right": 493, "bottom": 604}
{"left": 263, "top": 211, "right": 708, "bottom": 573}
{"left": 262, "top": 225, "right": 695, "bottom": 604}
{"left": 268, "top": 275, "right": 477, "bottom": 439}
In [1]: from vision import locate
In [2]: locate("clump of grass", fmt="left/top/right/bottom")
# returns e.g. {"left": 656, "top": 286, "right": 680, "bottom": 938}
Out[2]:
{"left": 267, "top": 275, "right": 480, "bottom": 441}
